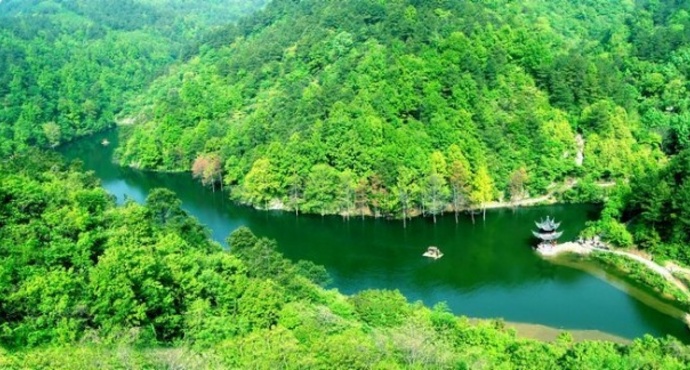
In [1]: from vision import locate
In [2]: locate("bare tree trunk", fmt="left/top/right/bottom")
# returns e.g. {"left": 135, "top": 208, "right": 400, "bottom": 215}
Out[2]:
{"left": 483, "top": 206, "right": 486, "bottom": 221}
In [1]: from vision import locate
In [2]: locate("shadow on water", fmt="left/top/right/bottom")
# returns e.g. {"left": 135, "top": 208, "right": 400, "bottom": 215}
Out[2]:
{"left": 60, "top": 129, "right": 690, "bottom": 342}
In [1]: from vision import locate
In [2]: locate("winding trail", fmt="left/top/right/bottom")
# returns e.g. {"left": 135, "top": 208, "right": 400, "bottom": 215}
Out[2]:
{"left": 539, "top": 242, "right": 690, "bottom": 327}
{"left": 601, "top": 248, "right": 690, "bottom": 294}
{"left": 539, "top": 242, "right": 690, "bottom": 299}
{"left": 477, "top": 179, "right": 616, "bottom": 211}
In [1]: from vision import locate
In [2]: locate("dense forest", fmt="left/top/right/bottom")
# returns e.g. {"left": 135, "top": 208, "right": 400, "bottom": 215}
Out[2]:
{"left": 588, "top": 146, "right": 690, "bottom": 264}
{"left": 2, "top": 152, "right": 690, "bottom": 368}
{"left": 117, "top": 0, "right": 689, "bottom": 221}
{"left": 0, "top": 0, "right": 266, "bottom": 155}
{"left": 4, "top": 0, "right": 690, "bottom": 367}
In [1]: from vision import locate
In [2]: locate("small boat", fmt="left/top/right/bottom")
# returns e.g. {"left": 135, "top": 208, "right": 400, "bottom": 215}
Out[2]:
{"left": 423, "top": 246, "right": 443, "bottom": 259}
{"left": 101, "top": 139, "right": 110, "bottom": 146}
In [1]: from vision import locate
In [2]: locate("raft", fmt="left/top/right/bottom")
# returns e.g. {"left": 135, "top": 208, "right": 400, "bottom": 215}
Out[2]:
{"left": 423, "top": 246, "right": 443, "bottom": 259}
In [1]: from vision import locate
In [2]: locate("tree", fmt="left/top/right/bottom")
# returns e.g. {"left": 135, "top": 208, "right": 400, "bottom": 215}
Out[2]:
{"left": 368, "top": 173, "right": 389, "bottom": 218}
{"left": 338, "top": 170, "right": 356, "bottom": 220}
{"left": 146, "top": 188, "right": 183, "bottom": 225}
{"left": 393, "top": 166, "right": 419, "bottom": 228}
{"left": 470, "top": 165, "right": 494, "bottom": 222}
{"left": 192, "top": 153, "right": 223, "bottom": 191}
{"left": 304, "top": 164, "right": 339, "bottom": 216}
{"left": 447, "top": 145, "right": 471, "bottom": 223}
{"left": 286, "top": 173, "right": 304, "bottom": 216}
{"left": 42, "top": 122, "right": 61, "bottom": 147}
{"left": 508, "top": 167, "right": 529, "bottom": 207}
{"left": 422, "top": 172, "right": 448, "bottom": 224}
{"left": 422, "top": 152, "right": 449, "bottom": 223}
{"left": 242, "top": 158, "right": 280, "bottom": 209}
{"left": 354, "top": 177, "right": 369, "bottom": 219}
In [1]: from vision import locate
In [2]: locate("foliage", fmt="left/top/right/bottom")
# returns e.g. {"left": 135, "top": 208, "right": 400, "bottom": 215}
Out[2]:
{"left": 121, "top": 0, "right": 690, "bottom": 218}
{"left": 2, "top": 152, "right": 690, "bottom": 368}
{"left": 7, "top": 0, "right": 690, "bottom": 367}
{"left": 561, "top": 177, "right": 606, "bottom": 204}
{"left": 350, "top": 290, "right": 411, "bottom": 328}
{"left": 590, "top": 252, "right": 690, "bottom": 311}
{"left": 594, "top": 148, "right": 690, "bottom": 265}
{"left": 0, "top": 0, "right": 267, "bottom": 156}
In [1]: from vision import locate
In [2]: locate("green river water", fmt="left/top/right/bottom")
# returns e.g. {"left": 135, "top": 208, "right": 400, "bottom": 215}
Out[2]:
{"left": 62, "top": 130, "right": 689, "bottom": 341}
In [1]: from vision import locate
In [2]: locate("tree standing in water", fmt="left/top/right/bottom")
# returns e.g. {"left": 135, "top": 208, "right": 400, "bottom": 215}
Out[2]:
{"left": 423, "top": 152, "right": 450, "bottom": 223}
{"left": 471, "top": 165, "right": 494, "bottom": 222}
{"left": 394, "top": 166, "right": 419, "bottom": 228}
{"left": 447, "top": 145, "right": 471, "bottom": 223}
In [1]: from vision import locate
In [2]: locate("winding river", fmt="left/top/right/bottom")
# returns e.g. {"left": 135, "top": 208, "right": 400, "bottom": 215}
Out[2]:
{"left": 62, "top": 130, "right": 689, "bottom": 341}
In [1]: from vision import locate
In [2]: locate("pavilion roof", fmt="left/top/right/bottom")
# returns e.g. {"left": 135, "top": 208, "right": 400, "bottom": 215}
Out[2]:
{"left": 532, "top": 230, "right": 563, "bottom": 241}
{"left": 535, "top": 216, "right": 560, "bottom": 231}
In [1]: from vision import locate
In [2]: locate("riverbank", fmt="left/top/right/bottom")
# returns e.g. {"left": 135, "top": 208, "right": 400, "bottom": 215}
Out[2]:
{"left": 501, "top": 321, "right": 631, "bottom": 344}
{"left": 537, "top": 241, "right": 690, "bottom": 296}
{"left": 466, "top": 318, "right": 630, "bottom": 344}
{"left": 262, "top": 178, "right": 606, "bottom": 220}
{"left": 538, "top": 240, "right": 690, "bottom": 326}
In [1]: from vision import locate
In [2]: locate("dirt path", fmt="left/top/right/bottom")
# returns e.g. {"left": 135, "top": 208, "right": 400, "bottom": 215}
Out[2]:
{"left": 539, "top": 243, "right": 690, "bottom": 295}
{"left": 475, "top": 179, "right": 615, "bottom": 211}
{"left": 666, "top": 261, "right": 690, "bottom": 277}
{"left": 600, "top": 248, "right": 690, "bottom": 294}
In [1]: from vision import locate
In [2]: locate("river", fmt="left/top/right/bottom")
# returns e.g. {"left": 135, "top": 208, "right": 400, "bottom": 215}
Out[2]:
{"left": 62, "top": 130, "right": 689, "bottom": 341}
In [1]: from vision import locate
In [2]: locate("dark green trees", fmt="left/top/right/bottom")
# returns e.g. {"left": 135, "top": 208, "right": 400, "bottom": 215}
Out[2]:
{"left": 116, "top": 0, "right": 686, "bottom": 220}
{"left": 3, "top": 153, "right": 690, "bottom": 368}
{"left": 0, "top": 0, "right": 267, "bottom": 156}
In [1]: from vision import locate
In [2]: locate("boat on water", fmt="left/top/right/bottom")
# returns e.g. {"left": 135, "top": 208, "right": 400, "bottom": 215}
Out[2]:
{"left": 423, "top": 246, "right": 443, "bottom": 259}
{"left": 101, "top": 139, "right": 110, "bottom": 146}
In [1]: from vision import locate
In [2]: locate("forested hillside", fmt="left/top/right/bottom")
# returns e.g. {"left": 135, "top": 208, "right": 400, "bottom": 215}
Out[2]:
{"left": 1, "top": 152, "right": 690, "bottom": 369}
{"left": 0, "top": 0, "right": 266, "bottom": 155}
{"left": 118, "top": 0, "right": 690, "bottom": 219}
{"left": 591, "top": 146, "right": 690, "bottom": 263}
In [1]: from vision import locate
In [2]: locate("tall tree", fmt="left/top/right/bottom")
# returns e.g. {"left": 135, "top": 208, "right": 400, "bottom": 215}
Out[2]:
{"left": 146, "top": 188, "right": 183, "bottom": 225}
{"left": 242, "top": 158, "right": 280, "bottom": 209}
{"left": 355, "top": 177, "right": 369, "bottom": 219}
{"left": 304, "top": 164, "right": 339, "bottom": 216}
{"left": 508, "top": 167, "right": 529, "bottom": 207}
{"left": 368, "top": 173, "right": 388, "bottom": 218}
{"left": 192, "top": 153, "right": 223, "bottom": 191}
{"left": 447, "top": 145, "right": 471, "bottom": 223}
{"left": 423, "top": 152, "right": 450, "bottom": 223}
{"left": 338, "top": 169, "right": 356, "bottom": 220}
{"left": 470, "top": 165, "right": 494, "bottom": 222}
{"left": 393, "top": 166, "right": 419, "bottom": 228}
{"left": 286, "top": 173, "right": 304, "bottom": 216}
{"left": 423, "top": 172, "right": 449, "bottom": 223}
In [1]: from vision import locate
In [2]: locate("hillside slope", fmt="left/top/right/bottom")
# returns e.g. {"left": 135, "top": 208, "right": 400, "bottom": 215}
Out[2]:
{"left": 118, "top": 0, "right": 690, "bottom": 218}
{"left": 0, "top": 0, "right": 266, "bottom": 155}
